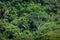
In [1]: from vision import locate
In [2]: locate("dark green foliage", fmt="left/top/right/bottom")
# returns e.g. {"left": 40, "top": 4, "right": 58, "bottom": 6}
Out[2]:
{"left": 28, "top": 20, "right": 37, "bottom": 31}
{"left": 0, "top": 25, "right": 5, "bottom": 33}
{"left": 0, "top": 0, "right": 60, "bottom": 40}
{"left": 0, "top": 10, "right": 4, "bottom": 18}
{"left": 5, "top": 31, "right": 14, "bottom": 39}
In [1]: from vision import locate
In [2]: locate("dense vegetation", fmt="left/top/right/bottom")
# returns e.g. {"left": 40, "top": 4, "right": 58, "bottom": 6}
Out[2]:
{"left": 0, "top": 0, "right": 60, "bottom": 40}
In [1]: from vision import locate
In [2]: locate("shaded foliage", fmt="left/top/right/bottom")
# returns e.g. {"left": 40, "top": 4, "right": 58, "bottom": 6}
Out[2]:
{"left": 0, "top": 0, "right": 60, "bottom": 40}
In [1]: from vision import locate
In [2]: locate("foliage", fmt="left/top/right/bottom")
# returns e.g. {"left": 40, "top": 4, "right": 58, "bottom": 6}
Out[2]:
{"left": 0, "top": 0, "right": 60, "bottom": 40}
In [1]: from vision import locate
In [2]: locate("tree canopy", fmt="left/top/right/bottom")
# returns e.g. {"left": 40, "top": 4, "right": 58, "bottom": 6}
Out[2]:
{"left": 0, "top": 0, "right": 60, "bottom": 40}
